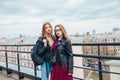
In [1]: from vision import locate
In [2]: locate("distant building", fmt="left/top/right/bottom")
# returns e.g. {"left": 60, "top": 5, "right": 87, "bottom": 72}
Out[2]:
{"left": 82, "top": 32, "right": 120, "bottom": 57}
{"left": 92, "top": 29, "right": 96, "bottom": 35}
{"left": 106, "top": 60, "right": 120, "bottom": 80}
{"left": 113, "top": 28, "right": 120, "bottom": 34}
{"left": 0, "top": 37, "right": 7, "bottom": 44}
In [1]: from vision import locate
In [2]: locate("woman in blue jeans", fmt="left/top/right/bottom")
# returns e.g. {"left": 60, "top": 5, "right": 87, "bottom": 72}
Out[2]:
{"left": 37, "top": 22, "right": 55, "bottom": 80}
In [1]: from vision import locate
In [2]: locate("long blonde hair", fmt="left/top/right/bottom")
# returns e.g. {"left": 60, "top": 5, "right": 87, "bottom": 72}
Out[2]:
{"left": 54, "top": 24, "right": 69, "bottom": 39}
{"left": 41, "top": 22, "right": 53, "bottom": 37}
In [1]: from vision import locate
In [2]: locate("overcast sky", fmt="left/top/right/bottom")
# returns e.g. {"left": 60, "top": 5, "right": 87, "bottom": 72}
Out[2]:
{"left": 0, "top": 0, "right": 120, "bottom": 37}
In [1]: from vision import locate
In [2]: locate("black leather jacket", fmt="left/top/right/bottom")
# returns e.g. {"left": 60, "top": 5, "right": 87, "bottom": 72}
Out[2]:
{"left": 54, "top": 37, "right": 73, "bottom": 74}
{"left": 37, "top": 36, "right": 55, "bottom": 62}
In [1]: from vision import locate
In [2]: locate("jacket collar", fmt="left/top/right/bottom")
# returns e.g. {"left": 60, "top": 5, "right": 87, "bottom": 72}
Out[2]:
{"left": 60, "top": 37, "right": 66, "bottom": 42}
{"left": 55, "top": 36, "right": 66, "bottom": 42}
{"left": 55, "top": 37, "right": 66, "bottom": 48}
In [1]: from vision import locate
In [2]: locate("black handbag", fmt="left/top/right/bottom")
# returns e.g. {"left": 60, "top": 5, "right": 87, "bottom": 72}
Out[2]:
{"left": 31, "top": 37, "right": 44, "bottom": 65}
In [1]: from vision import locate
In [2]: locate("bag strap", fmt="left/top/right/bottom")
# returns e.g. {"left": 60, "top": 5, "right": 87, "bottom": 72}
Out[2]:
{"left": 45, "top": 62, "right": 49, "bottom": 79}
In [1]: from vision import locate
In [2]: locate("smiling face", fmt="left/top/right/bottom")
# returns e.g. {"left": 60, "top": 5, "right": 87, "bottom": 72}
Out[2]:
{"left": 41, "top": 22, "right": 53, "bottom": 36}
{"left": 45, "top": 24, "right": 52, "bottom": 34}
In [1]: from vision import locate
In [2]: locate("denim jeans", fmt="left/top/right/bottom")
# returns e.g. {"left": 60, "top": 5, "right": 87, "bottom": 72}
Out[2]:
{"left": 41, "top": 61, "right": 52, "bottom": 80}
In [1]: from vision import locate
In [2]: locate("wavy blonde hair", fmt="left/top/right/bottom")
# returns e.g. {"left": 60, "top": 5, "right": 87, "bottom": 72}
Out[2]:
{"left": 54, "top": 24, "right": 69, "bottom": 39}
{"left": 41, "top": 22, "right": 53, "bottom": 37}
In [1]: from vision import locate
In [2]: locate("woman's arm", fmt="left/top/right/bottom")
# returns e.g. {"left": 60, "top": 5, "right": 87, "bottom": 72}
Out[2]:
{"left": 65, "top": 40, "right": 73, "bottom": 74}
{"left": 37, "top": 38, "right": 48, "bottom": 57}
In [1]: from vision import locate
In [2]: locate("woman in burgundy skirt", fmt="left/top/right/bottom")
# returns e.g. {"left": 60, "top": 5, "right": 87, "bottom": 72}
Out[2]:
{"left": 50, "top": 24, "right": 73, "bottom": 80}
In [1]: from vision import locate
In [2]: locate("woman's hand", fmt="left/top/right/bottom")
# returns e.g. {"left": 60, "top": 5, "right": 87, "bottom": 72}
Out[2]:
{"left": 43, "top": 39, "right": 47, "bottom": 46}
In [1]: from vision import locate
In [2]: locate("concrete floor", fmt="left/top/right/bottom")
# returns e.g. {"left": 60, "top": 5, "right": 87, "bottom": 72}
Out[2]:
{"left": 0, "top": 70, "right": 33, "bottom": 80}
{"left": 0, "top": 72, "right": 16, "bottom": 80}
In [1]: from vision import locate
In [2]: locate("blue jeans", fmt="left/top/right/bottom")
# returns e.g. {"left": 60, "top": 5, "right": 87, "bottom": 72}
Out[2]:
{"left": 41, "top": 61, "right": 52, "bottom": 80}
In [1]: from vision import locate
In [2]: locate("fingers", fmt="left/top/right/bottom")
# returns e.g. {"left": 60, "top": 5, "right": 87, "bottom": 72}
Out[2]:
{"left": 43, "top": 39, "right": 47, "bottom": 46}
{"left": 68, "top": 73, "right": 72, "bottom": 75}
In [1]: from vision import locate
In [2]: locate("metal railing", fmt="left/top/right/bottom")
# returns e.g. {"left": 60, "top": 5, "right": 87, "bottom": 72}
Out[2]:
{"left": 0, "top": 42, "right": 120, "bottom": 80}
{"left": 72, "top": 42, "right": 120, "bottom": 80}
{"left": 0, "top": 45, "right": 40, "bottom": 80}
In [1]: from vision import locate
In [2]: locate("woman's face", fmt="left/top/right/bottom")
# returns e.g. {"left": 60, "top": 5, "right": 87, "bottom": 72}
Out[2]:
{"left": 45, "top": 24, "right": 52, "bottom": 34}
{"left": 55, "top": 26, "right": 63, "bottom": 37}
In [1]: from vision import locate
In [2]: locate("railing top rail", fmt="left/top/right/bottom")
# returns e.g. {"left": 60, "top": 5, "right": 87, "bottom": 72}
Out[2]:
{"left": 72, "top": 42, "right": 120, "bottom": 46}
{"left": 0, "top": 44, "right": 34, "bottom": 46}
{"left": 0, "top": 42, "right": 120, "bottom": 46}
{"left": 73, "top": 54, "right": 120, "bottom": 60}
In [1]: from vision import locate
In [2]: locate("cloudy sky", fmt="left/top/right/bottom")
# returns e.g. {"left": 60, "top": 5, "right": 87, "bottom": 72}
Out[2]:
{"left": 0, "top": 0, "right": 120, "bottom": 37}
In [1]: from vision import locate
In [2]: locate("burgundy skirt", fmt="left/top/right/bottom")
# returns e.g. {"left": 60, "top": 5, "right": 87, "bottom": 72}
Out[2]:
{"left": 50, "top": 60, "right": 73, "bottom": 80}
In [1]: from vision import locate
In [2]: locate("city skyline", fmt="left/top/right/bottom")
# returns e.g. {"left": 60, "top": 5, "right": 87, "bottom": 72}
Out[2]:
{"left": 0, "top": 0, "right": 120, "bottom": 37}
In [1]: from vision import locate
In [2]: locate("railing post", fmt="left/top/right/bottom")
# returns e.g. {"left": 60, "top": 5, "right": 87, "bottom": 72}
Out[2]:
{"left": 98, "top": 45, "right": 103, "bottom": 80}
{"left": 17, "top": 46, "right": 24, "bottom": 80}
{"left": 5, "top": 45, "right": 12, "bottom": 74}
{"left": 17, "top": 45, "right": 20, "bottom": 80}
{"left": 0, "top": 66, "right": 2, "bottom": 71}
{"left": 5, "top": 46, "right": 8, "bottom": 72}
{"left": 34, "top": 64, "right": 37, "bottom": 80}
